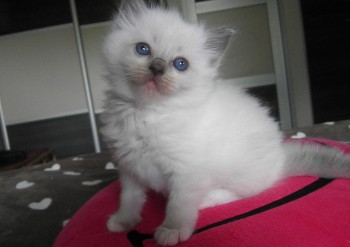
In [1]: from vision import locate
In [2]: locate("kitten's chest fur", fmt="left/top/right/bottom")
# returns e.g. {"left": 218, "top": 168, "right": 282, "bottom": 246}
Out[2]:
{"left": 102, "top": 102, "right": 185, "bottom": 193}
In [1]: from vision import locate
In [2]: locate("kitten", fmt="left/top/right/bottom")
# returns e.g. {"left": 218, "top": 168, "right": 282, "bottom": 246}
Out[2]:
{"left": 100, "top": 0, "right": 350, "bottom": 245}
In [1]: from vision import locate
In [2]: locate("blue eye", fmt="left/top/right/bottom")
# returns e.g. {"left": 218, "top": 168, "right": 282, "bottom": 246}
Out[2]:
{"left": 136, "top": 42, "right": 151, "bottom": 56}
{"left": 173, "top": 57, "right": 189, "bottom": 71}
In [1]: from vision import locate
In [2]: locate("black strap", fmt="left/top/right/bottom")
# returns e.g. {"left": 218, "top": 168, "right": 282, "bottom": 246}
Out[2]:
{"left": 127, "top": 178, "right": 333, "bottom": 246}
{"left": 127, "top": 230, "right": 153, "bottom": 247}
{"left": 194, "top": 178, "right": 333, "bottom": 234}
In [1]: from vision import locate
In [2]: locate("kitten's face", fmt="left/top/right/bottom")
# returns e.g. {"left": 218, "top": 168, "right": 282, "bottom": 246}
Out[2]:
{"left": 103, "top": 0, "right": 233, "bottom": 102}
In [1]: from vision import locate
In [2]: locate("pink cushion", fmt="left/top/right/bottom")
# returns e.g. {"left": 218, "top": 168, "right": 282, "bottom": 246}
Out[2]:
{"left": 54, "top": 139, "right": 350, "bottom": 247}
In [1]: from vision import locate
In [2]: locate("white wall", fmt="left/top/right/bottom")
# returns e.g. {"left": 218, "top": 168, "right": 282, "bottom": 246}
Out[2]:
{"left": 0, "top": 23, "right": 109, "bottom": 125}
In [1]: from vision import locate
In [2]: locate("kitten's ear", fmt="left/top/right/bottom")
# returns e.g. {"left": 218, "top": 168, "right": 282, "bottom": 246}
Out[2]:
{"left": 206, "top": 27, "right": 236, "bottom": 67}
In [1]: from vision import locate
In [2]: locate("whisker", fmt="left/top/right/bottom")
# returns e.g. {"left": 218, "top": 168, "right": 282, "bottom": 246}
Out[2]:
{"left": 161, "top": 76, "right": 175, "bottom": 94}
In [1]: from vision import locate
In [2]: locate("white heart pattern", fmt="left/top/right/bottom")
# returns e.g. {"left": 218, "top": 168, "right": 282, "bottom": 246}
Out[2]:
{"left": 62, "top": 219, "right": 70, "bottom": 227}
{"left": 105, "top": 162, "right": 117, "bottom": 170}
{"left": 16, "top": 180, "right": 35, "bottom": 189}
{"left": 28, "top": 198, "right": 52, "bottom": 210}
{"left": 72, "top": 157, "right": 83, "bottom": 161}
{"left": 44, "top": 163, "right": 61, "bottom": 172}
{"left": 63, "top": 171, "right": 81, "bottom": 176}
{"left": 291, "top": 132, "right": 306, "bottom": 139}
{"left": 82, "top": 180, "right": 102, "bottom": 186}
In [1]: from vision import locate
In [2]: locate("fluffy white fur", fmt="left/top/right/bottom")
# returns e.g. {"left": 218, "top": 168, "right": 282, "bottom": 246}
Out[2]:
{"left": 100, "top": 1, "right": 350, "bottom": 245}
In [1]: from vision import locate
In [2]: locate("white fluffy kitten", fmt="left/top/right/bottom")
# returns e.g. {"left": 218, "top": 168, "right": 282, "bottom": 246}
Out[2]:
{"left": 100, "top": 0, "right": 350, "bottom": 245}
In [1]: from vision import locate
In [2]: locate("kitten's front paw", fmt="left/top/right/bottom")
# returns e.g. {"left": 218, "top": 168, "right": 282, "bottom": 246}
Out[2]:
{"left": 107, "top": 213, "right": 140, "bottom": 232}
{"left": 154, "top": 226, "right": 192, "bottom": 246}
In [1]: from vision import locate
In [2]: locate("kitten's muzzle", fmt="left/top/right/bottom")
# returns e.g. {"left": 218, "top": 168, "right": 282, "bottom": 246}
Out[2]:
{"left": 149, "top": 58, "right": 166, "bottom": 76}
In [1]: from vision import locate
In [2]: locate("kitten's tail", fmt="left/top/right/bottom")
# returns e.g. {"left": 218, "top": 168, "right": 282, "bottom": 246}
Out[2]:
{"left": 283, "top": 141, "right": 350, "bottom": 178}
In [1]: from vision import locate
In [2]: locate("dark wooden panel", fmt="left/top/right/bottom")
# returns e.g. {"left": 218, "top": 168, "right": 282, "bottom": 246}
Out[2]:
{"left": 75, "top": 0, "right": 117, "bottom": 25}
{"left": 0, "top": 0, "right": 163, "bottom": 35}
{"left": 246, "top": 85, "right": 280, "bottom": 122}
{"left": 0, "top": 0, "right": 116, "bottom": 35}
{"left": 7, "top": 113, "right": 108, "bottom": 158}
{"left": 0, "top": 0, "right": 72, "bottom": 35}
{"left": 300, "top": 0, "right": 350, "bottom": 123}
{"left": 0, "top": 130, "right": 5, "bottom": 150}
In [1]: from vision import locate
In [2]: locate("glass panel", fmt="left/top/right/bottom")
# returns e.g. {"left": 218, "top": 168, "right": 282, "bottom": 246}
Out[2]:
{"left": 198, "top": 4, "right": 274, "bottom": 79}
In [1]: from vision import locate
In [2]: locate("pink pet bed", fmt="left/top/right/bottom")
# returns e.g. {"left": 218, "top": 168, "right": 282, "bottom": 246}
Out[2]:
{"left": 54, "top": 139, "right": 350, "bottom": 247}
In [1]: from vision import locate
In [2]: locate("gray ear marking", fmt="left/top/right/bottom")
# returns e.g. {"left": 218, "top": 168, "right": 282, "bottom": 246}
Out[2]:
{"left": 206, "top": 27, "right": 236, "bottom": 66}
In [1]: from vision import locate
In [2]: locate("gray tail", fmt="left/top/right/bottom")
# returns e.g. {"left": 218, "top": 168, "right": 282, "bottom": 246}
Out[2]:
{"left": 283, "top": 141, "right": 350, "bottom": 178}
